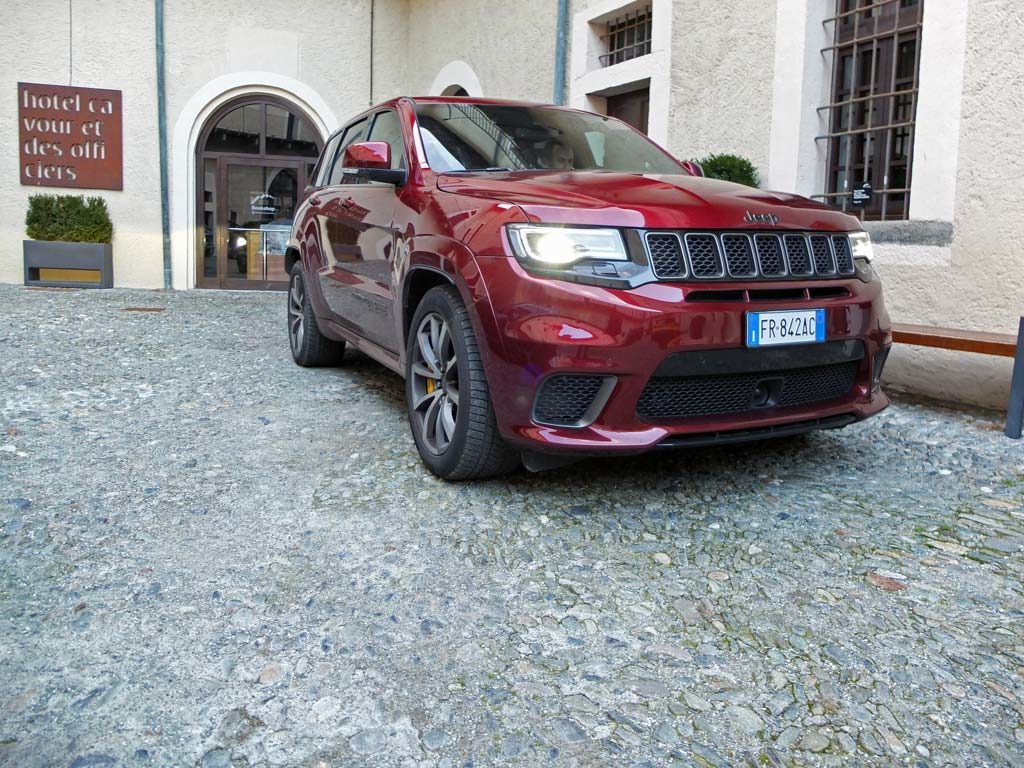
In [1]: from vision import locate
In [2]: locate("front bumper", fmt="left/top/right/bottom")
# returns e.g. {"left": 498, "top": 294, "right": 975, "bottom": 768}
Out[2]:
{"left": 475, "top": 257, "right": 891, "bottom": 456}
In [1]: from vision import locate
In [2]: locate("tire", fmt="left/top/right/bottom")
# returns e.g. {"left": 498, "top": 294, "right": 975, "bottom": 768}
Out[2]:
{"left": 287, "top": 264, "right": 346, "bottom": 367}
{"left": 405, "top": 285, "right": 519, "bottom": 480}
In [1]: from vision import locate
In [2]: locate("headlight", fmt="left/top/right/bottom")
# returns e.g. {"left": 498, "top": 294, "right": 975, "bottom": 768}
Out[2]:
{"left": 507, "top": 225, "right": 628, "bottom": 266}
{"left": 849, "top": 230, "right": 874, "bottom": 262}
{"left": 234, "top": 236, "right": 247, "bottom": 249}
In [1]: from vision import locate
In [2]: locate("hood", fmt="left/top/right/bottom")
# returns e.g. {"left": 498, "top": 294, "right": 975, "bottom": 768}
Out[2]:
{"left": 437, "top": 170, "right": 858, "bottom": 232}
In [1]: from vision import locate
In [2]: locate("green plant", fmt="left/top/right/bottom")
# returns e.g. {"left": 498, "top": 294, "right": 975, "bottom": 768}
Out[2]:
{"left": 695, "top": 153, "right": 761, "bottom": 188}
{"left": 25, "top": 194, "right": 113, "bottom": 244}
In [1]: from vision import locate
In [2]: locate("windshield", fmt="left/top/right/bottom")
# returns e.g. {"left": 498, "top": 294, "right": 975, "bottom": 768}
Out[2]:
{"left": 415, "top": 102, "right": 685, "bottom": 175}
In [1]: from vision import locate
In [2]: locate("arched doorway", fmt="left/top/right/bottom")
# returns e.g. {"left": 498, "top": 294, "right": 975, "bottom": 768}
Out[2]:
{"left": 196, "top": 96, "right": 323, "bottom": 290}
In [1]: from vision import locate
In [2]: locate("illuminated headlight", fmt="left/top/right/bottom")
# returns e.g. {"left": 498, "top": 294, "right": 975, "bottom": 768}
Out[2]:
{"left": 234, "top": 236, "right": 247, "bottom": 249}
{"left": 507, "top": 225, "right": 628, "bottom": 266}
{"left": 849, "top": 230, "right": 874, "bottom": 262}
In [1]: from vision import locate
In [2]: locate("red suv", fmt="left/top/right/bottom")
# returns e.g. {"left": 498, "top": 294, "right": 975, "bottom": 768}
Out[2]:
{"left": 286, "top": 97, "right": 890, "bottom": 478}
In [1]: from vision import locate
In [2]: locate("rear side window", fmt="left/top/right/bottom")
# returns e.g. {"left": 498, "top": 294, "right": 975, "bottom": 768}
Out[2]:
{"left": 367, "top": 110, "right": 406, "bottom": 170}
{"left": 326, "top": 117, "right": 368, "bottom": 185}
{"left": 313, "top": 132, "right": 343, "bottom": 187}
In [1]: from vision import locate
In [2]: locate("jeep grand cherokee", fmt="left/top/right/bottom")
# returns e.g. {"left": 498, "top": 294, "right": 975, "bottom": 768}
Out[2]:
{"left": 286, "top": 97, "right": 891, "bottom": 479}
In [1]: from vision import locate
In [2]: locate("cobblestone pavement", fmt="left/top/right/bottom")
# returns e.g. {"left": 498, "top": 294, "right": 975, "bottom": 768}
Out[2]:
{"left": 1, "top": 285, "right": 1022, "bottom": 768}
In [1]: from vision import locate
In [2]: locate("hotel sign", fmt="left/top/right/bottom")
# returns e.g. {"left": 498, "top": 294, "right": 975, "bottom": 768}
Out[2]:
{"left": 18, "top": 82, "right": 123, "bottom": 190}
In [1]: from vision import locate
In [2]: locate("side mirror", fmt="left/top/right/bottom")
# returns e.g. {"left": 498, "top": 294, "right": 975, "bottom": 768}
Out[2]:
{"left": 342, "top": 141, "right": 406, "bottom": 185}
{"left": 681, "top": 160, "right": 704, "bottom": 177}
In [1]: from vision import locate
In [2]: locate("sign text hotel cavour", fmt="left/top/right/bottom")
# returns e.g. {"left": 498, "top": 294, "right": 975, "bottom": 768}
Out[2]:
{"left": 18, "top": 82, "right": 123, "bottom": 191}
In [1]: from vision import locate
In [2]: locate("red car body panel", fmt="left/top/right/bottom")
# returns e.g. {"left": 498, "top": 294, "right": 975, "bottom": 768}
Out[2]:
{"left": 291, "top": 97, "right": 891, "bottom": 457}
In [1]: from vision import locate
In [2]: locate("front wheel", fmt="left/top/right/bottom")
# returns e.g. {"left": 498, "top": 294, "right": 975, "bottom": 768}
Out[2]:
{"left": 405, "top": 285, "right": 519, "bottom": 480}
{"left": 287, "top": 265, "right": 346, "bottom": 367}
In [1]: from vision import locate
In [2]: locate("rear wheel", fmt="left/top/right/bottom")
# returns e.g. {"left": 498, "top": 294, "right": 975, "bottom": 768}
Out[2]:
{"left": 406, "top": 285, "right": 519, "bottom": 480}
{"left": 288, "top": 264, "right": 345, "bottom": 367}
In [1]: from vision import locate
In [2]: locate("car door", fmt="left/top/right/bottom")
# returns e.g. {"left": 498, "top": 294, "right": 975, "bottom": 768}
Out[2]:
{"left": 299, "top": 128, "right": 341, "bottom": 271}
{"left": 319, "top": 110, "right": 404, "bottom": 352}
{"left": 315, "top": 117, "right": 369, "bottom": 335}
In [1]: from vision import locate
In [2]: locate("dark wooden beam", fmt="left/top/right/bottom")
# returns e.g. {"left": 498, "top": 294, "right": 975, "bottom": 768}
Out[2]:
{"left": 891, "top": 323, "right": 1017, "bottom": 358}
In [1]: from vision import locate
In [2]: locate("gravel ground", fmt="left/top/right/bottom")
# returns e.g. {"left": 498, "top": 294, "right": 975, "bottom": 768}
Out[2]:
{"left": 1, "top": 284, "right": 1023, "bottom": 768}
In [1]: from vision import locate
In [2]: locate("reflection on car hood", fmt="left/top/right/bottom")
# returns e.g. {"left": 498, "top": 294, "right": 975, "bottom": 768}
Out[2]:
{"left": 436, "top": 171, "right": 858, "bottom": 231}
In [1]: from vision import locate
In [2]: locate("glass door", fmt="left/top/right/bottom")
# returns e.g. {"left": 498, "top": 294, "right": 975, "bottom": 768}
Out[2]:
{"left": 199, "top": 158, "right": 311, "bottom": 289}
{"left": 195, "top": 97, "right": 322, "bottom": 290}
{"left": 224, "top": 160, "right": 302, "bottom": 287}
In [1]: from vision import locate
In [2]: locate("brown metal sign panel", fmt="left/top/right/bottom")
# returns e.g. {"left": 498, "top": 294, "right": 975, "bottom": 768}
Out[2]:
{"left": 18, "top": 82, "right": 123, "bottom": 191}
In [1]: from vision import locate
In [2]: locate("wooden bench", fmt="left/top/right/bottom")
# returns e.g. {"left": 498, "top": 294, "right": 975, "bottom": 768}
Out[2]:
{"left": 891, "top": 320, "right": 1024, "bottom": 438}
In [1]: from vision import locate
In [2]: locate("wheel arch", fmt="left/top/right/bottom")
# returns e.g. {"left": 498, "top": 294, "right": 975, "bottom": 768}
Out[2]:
{"left": 402, "top": 266, "right": 458, "bottom": 343}
{"left": 400, "top": 237, "right": 507, "bottom": 382}
{"left": 285, "top": 246, "right": 301, "bottom": 275}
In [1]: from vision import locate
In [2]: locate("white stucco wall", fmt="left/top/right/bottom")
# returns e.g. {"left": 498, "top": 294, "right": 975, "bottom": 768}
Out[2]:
{"left": 667, "top": 0, "right": 777, "bottom": 176}
{"left": 0, "top": 1, "right": 163, "bottom": 288}
{"left": 406, "top": 0, "right": 559, "bottom": 102}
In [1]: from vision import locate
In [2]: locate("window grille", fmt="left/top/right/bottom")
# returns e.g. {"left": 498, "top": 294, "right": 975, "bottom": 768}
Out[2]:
{"left": 817, "top": 0, "right": 924, "bottom": 221}
{"left": 600, "top": 5, "right": 652, "bottom": 67}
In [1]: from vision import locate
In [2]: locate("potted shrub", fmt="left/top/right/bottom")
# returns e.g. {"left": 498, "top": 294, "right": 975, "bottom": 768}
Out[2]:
{"left": 694, "top": 153, "right": 762, "bottom": 188}
{"left": 23, "top": 194, "right": 114, "bottom": 288}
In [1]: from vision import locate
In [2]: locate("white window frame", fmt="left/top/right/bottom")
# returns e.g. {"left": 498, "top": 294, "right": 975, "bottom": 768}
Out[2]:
{"left": 767, "top": 0, "right": 968, "bottom": 223}
{"left": 568, "top": 0, "right": 672, "bottom": 145}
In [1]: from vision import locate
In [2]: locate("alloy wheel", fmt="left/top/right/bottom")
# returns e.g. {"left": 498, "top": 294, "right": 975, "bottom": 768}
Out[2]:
{"left": 288, "top": 273, "right": 305, "bottom": 354}
{"left": 410, "top": 312, "right": 459, "bottom": 454}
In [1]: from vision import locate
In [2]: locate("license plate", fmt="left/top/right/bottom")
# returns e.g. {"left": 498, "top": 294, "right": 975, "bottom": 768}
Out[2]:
{"left": 746, "top": 309, "right": 825, "bottom": 347}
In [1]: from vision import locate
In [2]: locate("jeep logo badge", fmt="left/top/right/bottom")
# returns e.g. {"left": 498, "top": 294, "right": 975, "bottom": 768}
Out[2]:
{"left": 744, "top": 210, "right": 780, "bottom": 226}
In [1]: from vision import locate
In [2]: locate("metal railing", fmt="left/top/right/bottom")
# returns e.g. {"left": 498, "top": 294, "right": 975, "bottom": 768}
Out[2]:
{"left": 599, "top": 5, "right": 652, "bottom": 67}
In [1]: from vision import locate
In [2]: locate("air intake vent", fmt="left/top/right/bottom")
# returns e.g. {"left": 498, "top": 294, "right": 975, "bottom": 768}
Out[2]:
{"left": 637, "top": 362, "right": 858, "bottom": 420}
{"left": 533, "top": 375, "right": 615, "bottom": 427}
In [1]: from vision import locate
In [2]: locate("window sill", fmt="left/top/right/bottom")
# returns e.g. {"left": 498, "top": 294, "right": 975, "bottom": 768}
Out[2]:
{"left": 861, "top": 220, "right": 952, "bottom": 248}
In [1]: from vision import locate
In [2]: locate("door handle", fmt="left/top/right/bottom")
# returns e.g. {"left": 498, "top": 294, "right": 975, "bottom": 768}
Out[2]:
{"left": 341, "top": 199, "right": 354, "bottom": 209}
{"left": 309, "top": 195, "right": 322, "bottom": 206}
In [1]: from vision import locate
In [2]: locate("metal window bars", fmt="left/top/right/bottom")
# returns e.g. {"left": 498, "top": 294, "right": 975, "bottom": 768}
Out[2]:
{"left": 599, "top": 5, "right": 653, "bottom": 67}
{"left": 814, "top": 0, "right": 924, "bottom": 221}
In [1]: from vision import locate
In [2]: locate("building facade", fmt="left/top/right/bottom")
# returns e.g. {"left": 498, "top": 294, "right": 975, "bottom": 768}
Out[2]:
{"left": 2, "top": 0, "right": 1021, "bottom": 408}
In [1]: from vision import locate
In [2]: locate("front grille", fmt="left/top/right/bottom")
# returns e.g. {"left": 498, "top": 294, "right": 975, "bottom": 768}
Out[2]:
{"left": 809, "top": 235, "right": 836, "bottom": 275}
{"left": 721, "top": 234, "right": 756, "bottom": 277}
{"left": 832, "top": 235, "right": 855, "bottom": 274}
{"left": 533, "top": 375, "right": 610, "bottom": 426}
{"left": 645, "top": 233, "right": 686, "bottom": 277}
{"left": 754, "top": 235, "right": 786, "bottom": 276}
{"left": 637, "top": 361, "right": 859, "bottom": 420}
{"left": 644, "top": 231, "right": 856, "bottom": 281}
{"left": 684, "top": 234, "right": 724, "bottom": 278}
{"left": 784, "top": 235, "right": 814, "bottom": 276}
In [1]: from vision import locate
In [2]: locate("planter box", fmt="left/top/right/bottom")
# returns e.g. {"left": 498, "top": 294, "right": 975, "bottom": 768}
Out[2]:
{"left": 23, "top": 240, "right": 113, "bottom": 288}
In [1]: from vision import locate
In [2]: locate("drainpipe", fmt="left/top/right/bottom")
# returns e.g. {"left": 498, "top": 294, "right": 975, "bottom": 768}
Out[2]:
{"left": 553, "top": 0, "right": 569, "bottom": 105}
{"left": 155, "top": 0, "right": 172, "bottom": 290}
{"left": 369, "top": 0, "right": 375, "bottom": 105}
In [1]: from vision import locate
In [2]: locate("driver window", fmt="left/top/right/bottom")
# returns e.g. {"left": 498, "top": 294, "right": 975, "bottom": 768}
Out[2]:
{"left": 313, "top": 132, "right": 343, "bottom": 187}
{"left": 367, "top": 110, "right": 406, "bottom": 170}
{"left": 327, "top": 118, "right": 368, "bottom": 185}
